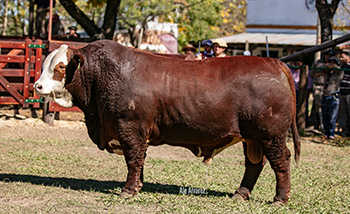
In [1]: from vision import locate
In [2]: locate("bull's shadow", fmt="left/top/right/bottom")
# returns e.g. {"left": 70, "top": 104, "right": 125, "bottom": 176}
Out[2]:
{"left": 0, "top": 173, "right": 231, "bottom": 197}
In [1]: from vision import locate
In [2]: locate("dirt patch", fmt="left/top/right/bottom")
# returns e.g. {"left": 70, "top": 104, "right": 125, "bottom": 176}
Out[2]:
{"left": 0, "top": 110, "right": 89, "bottom": 140}
{"left": 0, "top": 107, "right": 199, "bottom": 161}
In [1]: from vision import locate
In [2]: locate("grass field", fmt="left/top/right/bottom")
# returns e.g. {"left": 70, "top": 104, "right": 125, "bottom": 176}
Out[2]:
{"left": 0, "top": 118, "right": 350, "bottom": 213}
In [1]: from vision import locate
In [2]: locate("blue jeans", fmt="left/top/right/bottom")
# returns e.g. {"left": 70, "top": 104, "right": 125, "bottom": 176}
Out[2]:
{"left": 321, "top": 95, "right": 339, "bottom": 137}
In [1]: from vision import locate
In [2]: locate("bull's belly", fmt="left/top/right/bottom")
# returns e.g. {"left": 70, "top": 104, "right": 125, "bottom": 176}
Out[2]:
{"left": 106, "top": 126, "right": 264, "bottom": 165}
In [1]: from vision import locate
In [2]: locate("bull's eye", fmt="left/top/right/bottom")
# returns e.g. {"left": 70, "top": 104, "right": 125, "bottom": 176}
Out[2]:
{"left": 59, "top": 65, "right": 66, "bottom": 69}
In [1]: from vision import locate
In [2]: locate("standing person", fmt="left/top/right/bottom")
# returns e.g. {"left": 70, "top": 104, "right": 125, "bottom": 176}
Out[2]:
{"left": 322, "top": 56, "right": 344, "bottom": 139}
{"left": 339, "top": 51, "right": 350, "bottom": 136}
{"left": 309, "top": 49, "right": 336, "bottom": 130}
{"left": 290, "top": 58, "right": 313, "bottom": 124}
{"left": 34, "top": 0, "right": 55, "bottom": 38}
{"left": 212, "top": 39, "right": 228, "bottom": 57}
{"left": 197, "top": 39, "right": 214, "bottom": 59}
{"left": 45, "top": 14, "right": 65, "bottom": 38}
{"left": 182, "top": 44, "right": 196, "bottom": 60}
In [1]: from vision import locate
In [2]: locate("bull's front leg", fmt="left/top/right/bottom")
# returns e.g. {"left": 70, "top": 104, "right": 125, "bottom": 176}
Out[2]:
{"left": 117, "top": 122, "right": 148, "bottom": 198}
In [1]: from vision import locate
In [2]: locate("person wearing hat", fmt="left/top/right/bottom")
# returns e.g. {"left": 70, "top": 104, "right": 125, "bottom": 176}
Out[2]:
{"left": 66, "top": 26, "right": 80, "bottom": 39}
{"left": 212, "top": 38, "right": 228, "bottom": 57}
{"left": 182, "top": 44, "right": 196, "bottom": 59}
{"left": 197, "top": 39, "right": 214, "bottom": 59}
{"left": 321, "top": 56, "right": 344, "bottom": 139}
{"left": 309, "top": 49, "right": 336, "bottom": 131}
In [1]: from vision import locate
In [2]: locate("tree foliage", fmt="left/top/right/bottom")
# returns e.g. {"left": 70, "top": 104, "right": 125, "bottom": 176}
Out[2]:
{"left": 171, "top": 0, "right": 223, "bottom": 47}
{"left": 334, "top": 0, "right": 350, "bottom": 33}
{"left": 118, "top": 0, "right": 225, "bottom": 48}
{"left": 217, "top": 0, "right": 246, "bottom": 36}
{"left": 0, "top": 0, "right": 29, "bottom": 36}
{"left": 0, "top": 0, "right": 247, "bottom": 50}
{"left": 118, "top": 0, "right": 176, "bottom": 47}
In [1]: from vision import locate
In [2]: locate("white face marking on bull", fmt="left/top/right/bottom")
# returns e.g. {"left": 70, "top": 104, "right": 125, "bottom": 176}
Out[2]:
{"left": 34, "top": 44, "right": 74, "bottom": 107}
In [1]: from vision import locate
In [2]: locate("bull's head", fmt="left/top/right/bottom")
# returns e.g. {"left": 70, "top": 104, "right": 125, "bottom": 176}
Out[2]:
{"left": 34, "top": 45, "right": 83, "bottom": 108}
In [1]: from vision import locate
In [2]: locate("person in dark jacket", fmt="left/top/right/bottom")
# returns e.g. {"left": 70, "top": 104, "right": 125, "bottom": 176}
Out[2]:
{"left": 309, "top": 49, "right": 335, "bottom": 130}
{"left": 44, "top": 14, "right": 65, "bottom": 38}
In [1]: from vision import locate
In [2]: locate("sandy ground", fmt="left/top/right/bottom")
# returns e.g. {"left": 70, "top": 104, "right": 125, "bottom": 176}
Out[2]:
{"left": 0, "top": 108, "right": 87, "bottom": 140}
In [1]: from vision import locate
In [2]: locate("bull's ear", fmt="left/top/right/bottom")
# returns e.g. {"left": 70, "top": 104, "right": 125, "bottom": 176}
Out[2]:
{"left": 72, "top": 54, "right": 84, "bottom": 68}
{"left": 65, "top": 53, "right": 85, "bottom": 85}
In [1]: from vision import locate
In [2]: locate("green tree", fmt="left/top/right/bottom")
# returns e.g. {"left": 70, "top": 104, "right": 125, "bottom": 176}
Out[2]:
{"left": 171, "top": 0, "right": 222, "bottom": 48}
{"left": 118, "top": 0, "right": 222, "bottom": 49}
{"left": 0, "top": 0, "right": 245, "bottom": 51}
{"left": 334, "top": 0, "right": 350, "bottom": 33}
{"left": 118, "top": 0, "right": 176, "bottom": 47}
{"left": 217, "top": 0, "right": 246, "bottom": 36}
{"left": 0, "top": 0, "right": 29, "bottom": 36}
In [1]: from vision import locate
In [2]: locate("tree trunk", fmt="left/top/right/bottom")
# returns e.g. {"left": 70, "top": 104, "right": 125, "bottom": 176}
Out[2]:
{"left": 2, "top": 0, "right": 8, "bottom": 36}
{"left": 59, "top": 0, "right": 101, "bottom": 38}
{"left": 28, "top": 0, "right": 35, "bottom": 38}
{"left": 101, "top": 0, "right": 121, "bottom": 39}
{"left": 59, "top": 0, "right": 120, "bottom": 39}
{"left": 128, "top": 26, "right": 138, "bottom": 47}
{"left": 316, "top": 0, "right": 340, "bottom": 43}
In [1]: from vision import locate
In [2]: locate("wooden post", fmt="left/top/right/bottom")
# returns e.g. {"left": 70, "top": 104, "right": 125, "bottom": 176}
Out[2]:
{"left": 279, "top": 33, "right": 350, "bottom": 63}
{"left": 297, "top": 65, "right": 308, "bottom": 132}
{"left": 48, "top": 0, "right": 54, "bottom": 42}
{"left": 43, "top": 97, "right": 54, "bottom": 125}
{"left": 23, "top": 39, "right": 31, "bottom": 108}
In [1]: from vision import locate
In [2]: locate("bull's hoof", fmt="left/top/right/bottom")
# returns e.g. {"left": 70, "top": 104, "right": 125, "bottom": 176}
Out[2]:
{"left": 271, "top": 201, "right": 285, "bottom": 207}
{"left": 119, "top": 191, "right": 134, "bottom": 199}
{"left": 232, "top": 193, "right": 245, "bottom": 202}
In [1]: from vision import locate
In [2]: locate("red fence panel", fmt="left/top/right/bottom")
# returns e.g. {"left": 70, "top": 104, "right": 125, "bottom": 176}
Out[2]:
{"left": 0, "top": 38, "right": 43, "bottom": 108}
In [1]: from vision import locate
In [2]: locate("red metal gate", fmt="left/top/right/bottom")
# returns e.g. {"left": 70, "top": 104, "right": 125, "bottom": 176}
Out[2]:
{"left": 0, "top": 38, "right": 43, "bottom": 108}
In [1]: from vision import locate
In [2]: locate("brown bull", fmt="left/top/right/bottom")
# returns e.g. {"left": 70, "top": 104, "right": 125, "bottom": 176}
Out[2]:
{"left": 34, "top": 40, "right": 300, "bottom": 205}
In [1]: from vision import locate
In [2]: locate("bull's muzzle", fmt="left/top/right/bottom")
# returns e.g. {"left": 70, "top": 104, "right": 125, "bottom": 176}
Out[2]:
{"left": 34, "top": 82, "right": 45, "bottom": 96}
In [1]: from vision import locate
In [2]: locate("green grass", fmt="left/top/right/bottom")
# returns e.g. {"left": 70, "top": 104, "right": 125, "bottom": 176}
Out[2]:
{"left": 1, "top": 133, "right": 350, "bottom": 213}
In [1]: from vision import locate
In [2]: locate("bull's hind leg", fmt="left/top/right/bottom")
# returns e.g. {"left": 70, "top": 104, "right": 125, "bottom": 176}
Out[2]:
{"left": 262, "top": 135, "right": 291, "bottom": 205}
{"left": 234, "top": 141, "right": 267, "bottom": 201}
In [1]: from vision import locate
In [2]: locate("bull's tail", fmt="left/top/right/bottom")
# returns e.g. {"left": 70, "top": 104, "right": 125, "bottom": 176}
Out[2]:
{"left": 274, "top": 58, "right": 301, "bottom": 163}
{"left": 291, "top": 116, "right": 300, "bottom": 163}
